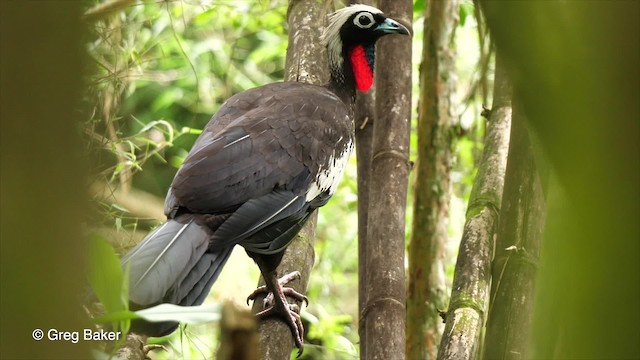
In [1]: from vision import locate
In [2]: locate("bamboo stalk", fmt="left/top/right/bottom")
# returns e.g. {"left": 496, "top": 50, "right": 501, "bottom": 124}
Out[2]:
{"left": 481, "top": 98, "right": 545, "bottom": 359}
{"left": 437, "top": 55, "right": 512, "bottom": 360}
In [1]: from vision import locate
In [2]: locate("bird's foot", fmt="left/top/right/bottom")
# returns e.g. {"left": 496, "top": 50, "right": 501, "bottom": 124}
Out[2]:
{"left": 248, "top": 271, "right": 308, "bottom": 355}
{"left": 255, "top": 302, "right": 305, "bottom": 353}
{"left": 246, "top": 271, "right": 309, "bottom": 308}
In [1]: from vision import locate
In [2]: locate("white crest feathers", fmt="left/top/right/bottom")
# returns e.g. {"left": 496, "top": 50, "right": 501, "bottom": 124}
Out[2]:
{"left": 321, "top": 4, "right": 383, "bottom": 74}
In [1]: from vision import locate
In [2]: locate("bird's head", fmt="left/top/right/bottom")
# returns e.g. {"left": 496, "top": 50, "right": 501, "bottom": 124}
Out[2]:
{"left": 322, "top": 4, "right": 411, "bottom": 92}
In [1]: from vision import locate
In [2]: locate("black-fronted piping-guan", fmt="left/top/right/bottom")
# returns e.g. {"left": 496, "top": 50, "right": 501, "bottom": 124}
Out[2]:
{"left": 121, "top": 4, "right": 409, "bottom": 352}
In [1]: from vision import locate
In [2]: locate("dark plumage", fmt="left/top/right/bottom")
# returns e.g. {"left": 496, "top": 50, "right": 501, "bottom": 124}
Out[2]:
{"left": 121, "top": 4, "right": 409, "bottom": 351}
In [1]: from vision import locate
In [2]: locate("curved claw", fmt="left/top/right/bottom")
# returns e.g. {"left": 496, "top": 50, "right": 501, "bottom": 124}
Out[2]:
{"left": 251, "top": 270, "right": 307, "bottom": 355}
{"left": 247, "top": 271, "right": 308, "bottom": 307}
{"left": 281, "top": 288, "right": 309, "bottom": 307}
{"left": 247, "top": 284, "right": 268, "bottom": 305}
{"left": 256, "top": 303, "right": 305, "bottom": 355}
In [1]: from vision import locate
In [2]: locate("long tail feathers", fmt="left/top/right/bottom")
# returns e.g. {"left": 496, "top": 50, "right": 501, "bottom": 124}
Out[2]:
{"left": 121, "top": 215, "right": 232, "bottom": 336}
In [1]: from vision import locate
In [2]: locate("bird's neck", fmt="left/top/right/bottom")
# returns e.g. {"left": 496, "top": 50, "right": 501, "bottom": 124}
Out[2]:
{"left": 327, "top": 43, "right": 376, "bottom": 109}
{"left": 327, "top": 60, "right": 357, "bottom": 109}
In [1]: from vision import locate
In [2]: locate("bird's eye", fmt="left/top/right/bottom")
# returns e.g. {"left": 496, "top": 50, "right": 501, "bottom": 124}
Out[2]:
{"left": 354, "top": 12, "right": 374, "bottom": 29}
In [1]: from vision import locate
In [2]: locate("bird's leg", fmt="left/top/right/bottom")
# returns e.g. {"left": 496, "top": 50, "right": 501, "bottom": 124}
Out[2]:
{"left": 247, "top": 271, "right": 308, "bottom": 308}
{"left": 249, "top": 270, "right": 307, "bottom": 354}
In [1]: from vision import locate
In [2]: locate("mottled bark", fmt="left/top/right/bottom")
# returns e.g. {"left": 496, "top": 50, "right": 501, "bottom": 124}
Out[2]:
{"left": 406, "top": 0, "right": 458, "bottom": 358}
{"left": 114, "top": 334, "right": 147, "bottom": 360}
{"left": 251, "top": 1, "right": 331, "bottom": 359}
{"left": 283, "top": 0, "right": 332, "bottom": 86}
{"left": 362, "top": 1, "right": 413, "bottom": 359}
{"left": 479, "top": 2, "right": 639, "bottom": 358}
{"left": 482, "top": 98, "right": 545, "bottom": 360}
{"left": 0, "top": 1, "right": 91, "bottom": 358}
{"left": 437, "top": 55, "right": 512, "bottom": 360}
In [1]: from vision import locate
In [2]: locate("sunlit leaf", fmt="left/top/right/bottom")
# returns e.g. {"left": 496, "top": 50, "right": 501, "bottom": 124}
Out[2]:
{"left": 135, "top": 303, "right": 221, "bottom": 324}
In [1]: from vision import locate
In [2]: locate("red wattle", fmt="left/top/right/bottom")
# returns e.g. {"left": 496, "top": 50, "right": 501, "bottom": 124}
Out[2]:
{"left": 349, "top": 45, "right": 374, "bottom": 92}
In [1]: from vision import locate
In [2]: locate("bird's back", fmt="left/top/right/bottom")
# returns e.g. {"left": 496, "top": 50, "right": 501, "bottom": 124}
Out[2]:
{"left": 165, "top": 81, "right": 354, "bottom": 219}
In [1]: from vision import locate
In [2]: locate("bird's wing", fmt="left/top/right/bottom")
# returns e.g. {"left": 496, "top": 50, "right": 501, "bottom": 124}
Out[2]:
{"left": 239, "top": 206, "right": 313, "bottom": 255}
{"left": 167, "top": 82, "right": 351, "bottom": 219}
{"left": 209, "top": 189, "right": 306, "bottom": 249}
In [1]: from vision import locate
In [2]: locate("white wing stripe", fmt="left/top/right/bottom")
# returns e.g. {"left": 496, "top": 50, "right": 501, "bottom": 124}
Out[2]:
{"left": 223, "top": 134, "right": 250, "bottom": 148}
{"left": 135, "top": 219, "right": 193, "bottom": 286}
{"left": 121, "top": 222, "right": 170, "bottom": 265}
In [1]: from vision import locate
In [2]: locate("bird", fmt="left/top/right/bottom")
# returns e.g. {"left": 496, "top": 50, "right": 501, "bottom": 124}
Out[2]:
{"left": 120, "top": 3, "right": 409, "bottom": 352}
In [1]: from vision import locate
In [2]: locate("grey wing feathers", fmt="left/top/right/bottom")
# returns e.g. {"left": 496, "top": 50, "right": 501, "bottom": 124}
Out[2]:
{"left": 210, "top": 190, "right": 306, "bottom": 251}
{"left": 122, "top": 215, "right": 231, "bottom": 307}
{"left": 169, "top": 248, "right": 232, "bottom": 306}
{"left": 241, "top": 210, "right": 312, "bottom": 255}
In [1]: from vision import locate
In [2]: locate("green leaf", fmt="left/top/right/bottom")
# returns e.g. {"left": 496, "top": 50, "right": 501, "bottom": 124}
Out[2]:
{"left": 110, "top": 203, "right": 130, "bottom": 214}
{"left": 169, "top": 154, "right": 186, "bottom": 169}
{"left": 87, "top": 234, "right": 129, "bottom": 333}
{"left": 92, "top": 310, "right": 140, "bottom": 324}
{"left": 134, "top": 303, "right": 221, "bottom": 324}
{"left": 137, "top": 119, "right": 175, "bottom": 141}
{"left": 120, "top": 263, "right": 131, "bottom": 334}
{"left": 88, "top": 235, "right": 126, "bottom": 314}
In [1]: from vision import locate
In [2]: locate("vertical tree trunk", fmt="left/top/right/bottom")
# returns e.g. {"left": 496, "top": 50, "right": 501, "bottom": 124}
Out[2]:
{"left": 252, "top": 1, "right": 331, "bottom": 359}
{"left": 362, "top": 1, "right": 412, "bottom": 359}
{"left": 355, "top": 86, "right": 375, "bottom": 360}
{"left": 350, "top": 2, "right": 377, "bottom": 359}
{"left": 0, "top": 1, "right": 91, "bottom": 358}
{"left": 437, "top": 55, "right": 512, "bottom": 360}
{"left": 406, "top": 0, "right": 458, "bottom": 358}
{"left": 479, "top": 2, "right": 639, "bottom": 358}
{"left": 482, "top": 100, "right": 545, "bottom": 360}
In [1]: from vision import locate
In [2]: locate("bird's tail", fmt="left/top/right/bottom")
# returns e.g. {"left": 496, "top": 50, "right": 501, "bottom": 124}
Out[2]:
{"left": 121, "top": 214, "right": 232, "bottom": 336}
